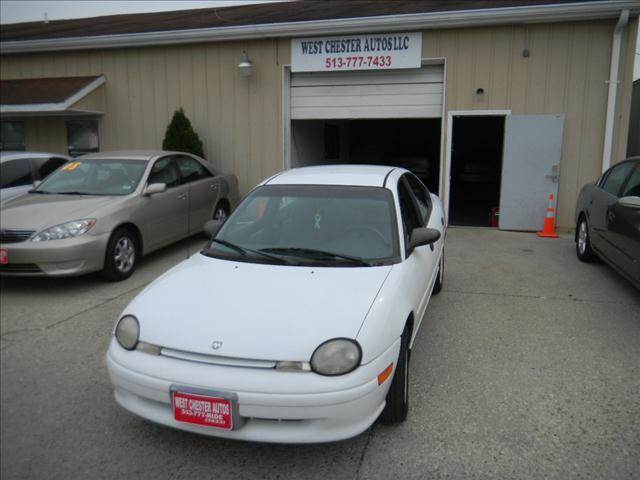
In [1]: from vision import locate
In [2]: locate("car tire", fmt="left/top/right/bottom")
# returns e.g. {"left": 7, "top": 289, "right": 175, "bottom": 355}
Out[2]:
{"left": 103, "top": 228, "right": 138, "bottom": 281}
{"left": 432, "top": 249, "right": 444, "bottom": 295}
{"left": 380, "top": 324, "right": 410, "bottom": 424}
{"left": 576, "top": 216, "right": 597, "bottom": 263}
{"left": 213, "top": 202, "right": 229, "bottom": 223}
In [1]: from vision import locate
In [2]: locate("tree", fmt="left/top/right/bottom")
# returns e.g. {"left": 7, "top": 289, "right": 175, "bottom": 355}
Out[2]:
{"left": 162, "top": 108, "right": 204, "bottom": 157}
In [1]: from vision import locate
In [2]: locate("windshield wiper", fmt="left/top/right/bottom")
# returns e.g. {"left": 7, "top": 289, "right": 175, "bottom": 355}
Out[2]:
{"left": 30, "top": 190, "right": 53, "bottom": 194}
{"left": 54, "top": 191, "right": 92, "bottom": 195}
{"left": 260, "top": 247, "right": 372, "bottom": 266}
{"left": 210, "top": 239, "right": 293, "bottom": 265}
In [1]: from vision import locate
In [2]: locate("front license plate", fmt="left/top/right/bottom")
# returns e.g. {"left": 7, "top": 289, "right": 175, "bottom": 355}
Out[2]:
{"left": 0, "top": 249, "right": 7, "bottom": 265}
{"left": 172, "top": 391, "right": 234, "bottom": 430}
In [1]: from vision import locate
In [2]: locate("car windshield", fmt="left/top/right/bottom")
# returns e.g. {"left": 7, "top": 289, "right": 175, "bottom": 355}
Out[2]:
{"left": 33, "top": 158, "right": 147, "bottom": 196}
{"left": 203, "top": 185, "right": 400, "bottom": 266}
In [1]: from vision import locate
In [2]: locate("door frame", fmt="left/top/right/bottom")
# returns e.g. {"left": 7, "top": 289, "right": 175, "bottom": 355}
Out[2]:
{"left": 283, "top": 58, "right": 447, "bottom": 171}
{"left": 443, "top": 109, "right": 512, "bottom": 224}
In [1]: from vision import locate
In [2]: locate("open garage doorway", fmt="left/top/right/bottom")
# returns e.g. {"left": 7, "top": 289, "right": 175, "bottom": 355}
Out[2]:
{"left": 291, "top": 119, "right": 441, "bottom": 194}
{"left": 449, "top": 116, "right": 505, "bottom": 227}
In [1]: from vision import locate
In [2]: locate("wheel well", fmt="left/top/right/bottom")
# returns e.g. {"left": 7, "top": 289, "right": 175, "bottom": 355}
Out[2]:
{"left": 113, "top": 223, "right": 143, "bottom": 255}
{"left": 216, "top": 198, "right": 230, "bottom": 214}
{"left": 405, "top": 313, "right": 414, "bottom": 349}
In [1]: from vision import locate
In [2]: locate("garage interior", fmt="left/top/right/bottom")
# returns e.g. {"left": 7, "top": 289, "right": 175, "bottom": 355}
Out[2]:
{"left": 289, "top": 65, "right": 445, "bottom": 195}
{"left": 291, "top": 119, "right": 441, "bottom": 194}
{"left": 449, "top": 116, "right": 504, "bottom": 227}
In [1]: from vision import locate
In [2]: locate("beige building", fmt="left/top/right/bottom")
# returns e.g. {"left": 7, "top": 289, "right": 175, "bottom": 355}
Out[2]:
{"left": 1, "top": 0, "right": 638, "bottom": 229}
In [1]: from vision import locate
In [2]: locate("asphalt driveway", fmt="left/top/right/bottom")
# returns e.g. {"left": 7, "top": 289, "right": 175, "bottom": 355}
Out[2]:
{"left": 1, "top": 228, "right": 638, "bottom": 480}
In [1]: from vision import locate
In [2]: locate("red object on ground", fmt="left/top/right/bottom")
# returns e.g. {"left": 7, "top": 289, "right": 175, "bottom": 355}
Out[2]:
{"left": 537, "top": 193, "right": 560, "bottom": 238}
{"left": 489, "top": 207, "right": 500, "bottom": 227}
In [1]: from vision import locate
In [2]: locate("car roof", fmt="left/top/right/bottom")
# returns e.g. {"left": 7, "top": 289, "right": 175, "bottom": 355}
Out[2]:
{"left": 0, "top": 151, "right": 70, "bottom": 162}
{"left": 266, "top": 165, "right": 401, "bottom": 187}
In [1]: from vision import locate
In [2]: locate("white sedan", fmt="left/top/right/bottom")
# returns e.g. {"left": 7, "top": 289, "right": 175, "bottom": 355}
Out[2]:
{"left": 106, "top": 165, "right": 446, "bottom": 443}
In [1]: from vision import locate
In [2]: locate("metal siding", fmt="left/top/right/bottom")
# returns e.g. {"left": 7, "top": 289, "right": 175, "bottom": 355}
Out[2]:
{"left": 1, "top": 18, "right": 636, "bottom": 227}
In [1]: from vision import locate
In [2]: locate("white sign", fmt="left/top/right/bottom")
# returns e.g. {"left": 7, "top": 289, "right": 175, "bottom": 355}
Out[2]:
{"left": 291, "top": 32, "right": 422, "bottom": 73}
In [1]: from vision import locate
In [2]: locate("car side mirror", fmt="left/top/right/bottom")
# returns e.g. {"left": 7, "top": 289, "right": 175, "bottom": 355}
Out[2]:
{"left": 204, "top": 220, "right": 223, "bottom": 239}
{"left": 408, "top": 227, "right": 441, "bottom": 253}
{"left": 618, "top": 196, "right": 640, "bottom": 209}
{"left": 143, "top": 183, "right": 167, "bottom": 196}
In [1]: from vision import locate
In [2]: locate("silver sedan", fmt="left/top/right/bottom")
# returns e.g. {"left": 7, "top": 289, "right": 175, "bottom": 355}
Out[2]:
{"left": 0, "top": 150, "right": 240, "bottom": 280}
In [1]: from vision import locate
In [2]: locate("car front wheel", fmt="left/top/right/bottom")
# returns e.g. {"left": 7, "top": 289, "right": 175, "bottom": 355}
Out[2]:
{"left": 380, "top": 324, "right": 410, "bottom": 424}
{"left": 103, "top": 228, "right": 138, "bottom": 281}
{"left": 576, "top": 216, "right": 596, "bottom": 262}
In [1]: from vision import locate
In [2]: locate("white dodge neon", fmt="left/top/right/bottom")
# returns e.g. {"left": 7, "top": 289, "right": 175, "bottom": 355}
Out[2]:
{"left": 106, "top": 165, "right": 446, "bottom": 443}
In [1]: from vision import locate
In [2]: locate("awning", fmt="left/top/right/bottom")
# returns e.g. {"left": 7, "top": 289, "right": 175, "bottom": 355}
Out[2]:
{"left": 0, "top": 75, "right": 105, "bottom": 116}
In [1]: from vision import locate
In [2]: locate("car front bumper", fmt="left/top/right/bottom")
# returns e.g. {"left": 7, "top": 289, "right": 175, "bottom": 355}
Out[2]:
{"left": 106, "top": 338, "right": 401, "bottom": 443}
{"left": 0, "top": 232, "right": 110, "bottom": 277}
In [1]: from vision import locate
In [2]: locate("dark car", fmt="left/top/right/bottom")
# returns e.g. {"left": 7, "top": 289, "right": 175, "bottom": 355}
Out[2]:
{"left": 574, "top": 157, "right": 640, "bottom": 289}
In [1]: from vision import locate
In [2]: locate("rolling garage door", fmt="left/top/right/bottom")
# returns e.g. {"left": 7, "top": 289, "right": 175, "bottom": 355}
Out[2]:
{"left": 290, "top": 65, "right": 444, "bottom": 120}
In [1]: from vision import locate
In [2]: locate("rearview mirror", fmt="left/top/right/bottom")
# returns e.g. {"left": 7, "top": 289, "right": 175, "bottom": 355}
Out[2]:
{"left": 409, "top": 227, "right": 441, "bottom": 252}
{"left": 143, "top": 183, "right": 167, "bottom": 196}
{"left": 204, "top": 220, "right": 223, "bottom": 239}
{"left": 618, "top": 196, "right": 640, "bottom": 209}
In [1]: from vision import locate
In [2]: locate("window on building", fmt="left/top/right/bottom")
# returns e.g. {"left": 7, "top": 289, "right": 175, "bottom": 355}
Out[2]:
{"left": 0, "top": 122, "right": 26, "bottom": 151}
{"left": 67, "top": 120, "right": 99, "bottom": 157}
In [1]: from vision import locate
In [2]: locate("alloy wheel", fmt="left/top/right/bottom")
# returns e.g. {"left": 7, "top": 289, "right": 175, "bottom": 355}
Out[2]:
{"left": 114, "top": 237, "right": 135, "bottom": 273}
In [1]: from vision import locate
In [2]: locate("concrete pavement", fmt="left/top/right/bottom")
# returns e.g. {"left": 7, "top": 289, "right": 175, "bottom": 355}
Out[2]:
{"left": 1, "top": 228, "right": 638, "bottom": 479}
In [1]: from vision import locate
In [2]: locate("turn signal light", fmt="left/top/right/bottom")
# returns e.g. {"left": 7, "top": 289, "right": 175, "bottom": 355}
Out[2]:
{"left": 377, "top": 363, "right": 394, "bottom": 385}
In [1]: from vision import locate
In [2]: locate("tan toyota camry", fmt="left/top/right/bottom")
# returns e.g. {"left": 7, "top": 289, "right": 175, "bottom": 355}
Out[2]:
{"left": 0, "top": 150, "right": 239, "bottom": 280}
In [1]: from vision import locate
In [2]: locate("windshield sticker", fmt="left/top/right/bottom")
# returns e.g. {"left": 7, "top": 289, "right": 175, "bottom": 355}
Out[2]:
{"left": 62, "top": 162, "right": 82, "bottom": 172}
{"left": 314, "top": 213, "right": 322, "bottom": 230}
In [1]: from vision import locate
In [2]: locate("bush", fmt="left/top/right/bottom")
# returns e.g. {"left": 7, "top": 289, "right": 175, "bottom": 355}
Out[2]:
{"left": 162, "top": 108, "right": 204, "bottom": 157}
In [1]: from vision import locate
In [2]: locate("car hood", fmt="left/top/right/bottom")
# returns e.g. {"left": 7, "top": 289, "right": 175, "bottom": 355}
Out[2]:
{"left": 125, "top": 254, "right": 393, "bottom": 362}
{"left": 0, "top": 194, "right": 116, "bottom": 231}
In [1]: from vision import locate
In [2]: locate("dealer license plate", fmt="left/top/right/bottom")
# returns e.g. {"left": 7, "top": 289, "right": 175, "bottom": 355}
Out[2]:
{"left": 0, "top": 249, "right": 7, "bottom": 265}
{"left": 172, "top": 390, "right": 234, "bottom": 430}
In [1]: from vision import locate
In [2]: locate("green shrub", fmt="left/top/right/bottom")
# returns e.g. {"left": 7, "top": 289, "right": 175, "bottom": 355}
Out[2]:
{"left": 162, "top": 108, "right": 204, "bottom": 157}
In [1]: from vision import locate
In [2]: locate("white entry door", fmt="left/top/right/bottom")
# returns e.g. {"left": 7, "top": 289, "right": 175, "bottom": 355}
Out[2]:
{"left": 499, "top": 114, "right": 564, "bottom": 231}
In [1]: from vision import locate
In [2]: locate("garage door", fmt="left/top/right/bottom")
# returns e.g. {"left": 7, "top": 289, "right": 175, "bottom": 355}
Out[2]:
{"left": 290, "top": 65, "right": 444, "bottom": 120}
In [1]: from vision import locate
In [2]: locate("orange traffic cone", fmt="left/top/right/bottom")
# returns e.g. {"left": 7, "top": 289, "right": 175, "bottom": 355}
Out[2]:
{"left": 537, "top": 193, "right": 560, "bottom": 238}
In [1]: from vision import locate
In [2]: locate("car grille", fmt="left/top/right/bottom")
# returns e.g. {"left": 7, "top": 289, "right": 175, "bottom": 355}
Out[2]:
{"left": 0, "top": 230, "right": 36, "bottom": 243}
{"left": 0, "top": 263, "right": 42, "bottom": 273}
{"left": 160, "top": 347, "right": 277, "bottom": 369}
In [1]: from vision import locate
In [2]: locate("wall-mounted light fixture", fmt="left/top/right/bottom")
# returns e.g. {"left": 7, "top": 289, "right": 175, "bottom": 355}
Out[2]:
{"left": 237, "top": 51, "right": 254, "bottom": 77}
{"left": 475, "top": 88, "right": 485, "bottom": 95}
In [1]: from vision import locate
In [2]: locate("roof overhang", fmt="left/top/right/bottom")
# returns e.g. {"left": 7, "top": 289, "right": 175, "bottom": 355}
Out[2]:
{"left": 1, "top": 1, "right": 638, "bottom": 54}
{"left": 0, "top": 75, "right": 105, "bottom": 117}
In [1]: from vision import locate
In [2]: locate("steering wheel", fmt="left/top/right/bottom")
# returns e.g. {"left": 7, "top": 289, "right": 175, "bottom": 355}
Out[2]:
{"left": 341, "top": 226, "right": 390, "bottom": 248}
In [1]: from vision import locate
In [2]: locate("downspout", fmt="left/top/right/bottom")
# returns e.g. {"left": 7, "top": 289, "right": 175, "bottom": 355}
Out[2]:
{"left": 602, "top": 9, "right": 630, "bottom": 173}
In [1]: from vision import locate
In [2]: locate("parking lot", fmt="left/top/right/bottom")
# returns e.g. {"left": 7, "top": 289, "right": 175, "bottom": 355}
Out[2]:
{"left": 1, "top": 228, "right": 638, "bottom": 480}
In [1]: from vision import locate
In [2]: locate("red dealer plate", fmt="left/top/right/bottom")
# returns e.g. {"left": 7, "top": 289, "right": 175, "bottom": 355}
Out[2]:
{"left": 172, "top": 391, "right": 234, "bottom": 430}
{"left": 0, "top": 249, "right": 7, "bottom": 265}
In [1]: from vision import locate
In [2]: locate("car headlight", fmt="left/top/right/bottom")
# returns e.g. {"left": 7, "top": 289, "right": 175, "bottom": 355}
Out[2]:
{"left": 115, "top": 315, "right": 139, "bottom": 350}
{"left": 31, "top": 219, "right": 96, "bottom": 242}
{"left": 310, "top": 338, "right": 362, "bottom": 376}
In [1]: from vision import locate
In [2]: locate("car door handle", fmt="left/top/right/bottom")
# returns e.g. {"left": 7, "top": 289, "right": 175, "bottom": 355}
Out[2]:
{"left": 178, "top": 193, "right": 187, "bottom": 200}
{"left": 210, "top": 184, "right": 218, "bottom": 189}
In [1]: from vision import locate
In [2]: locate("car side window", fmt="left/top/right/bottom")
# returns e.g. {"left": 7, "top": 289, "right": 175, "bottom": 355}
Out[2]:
{"left": 0, "top": 159, "right": 32, "bottom": 188}
{"left": 176, "top": 156, "right": 212, "bottom": 184}
{"left": 621, "top": 165, "right": 640, "bottom": 197}
{"left": 397, "top": 177, "right": 422, "bottom": 248}
{"left": 405, "top": 173, "right": 432, "bottom": 226}
{"left": 32, "top": 157, "right": 67, "bottom": 180}
{"left": 601, "top": 162, "right": 635, "bottom": 197}
{"left": 148, "top": 156, "right": 180, "bottom": 188}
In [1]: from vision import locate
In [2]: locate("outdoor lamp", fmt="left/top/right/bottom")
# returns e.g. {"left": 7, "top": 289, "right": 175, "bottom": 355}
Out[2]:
{"left": 237, "top": 51, "right": 254, "bottom": 77}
